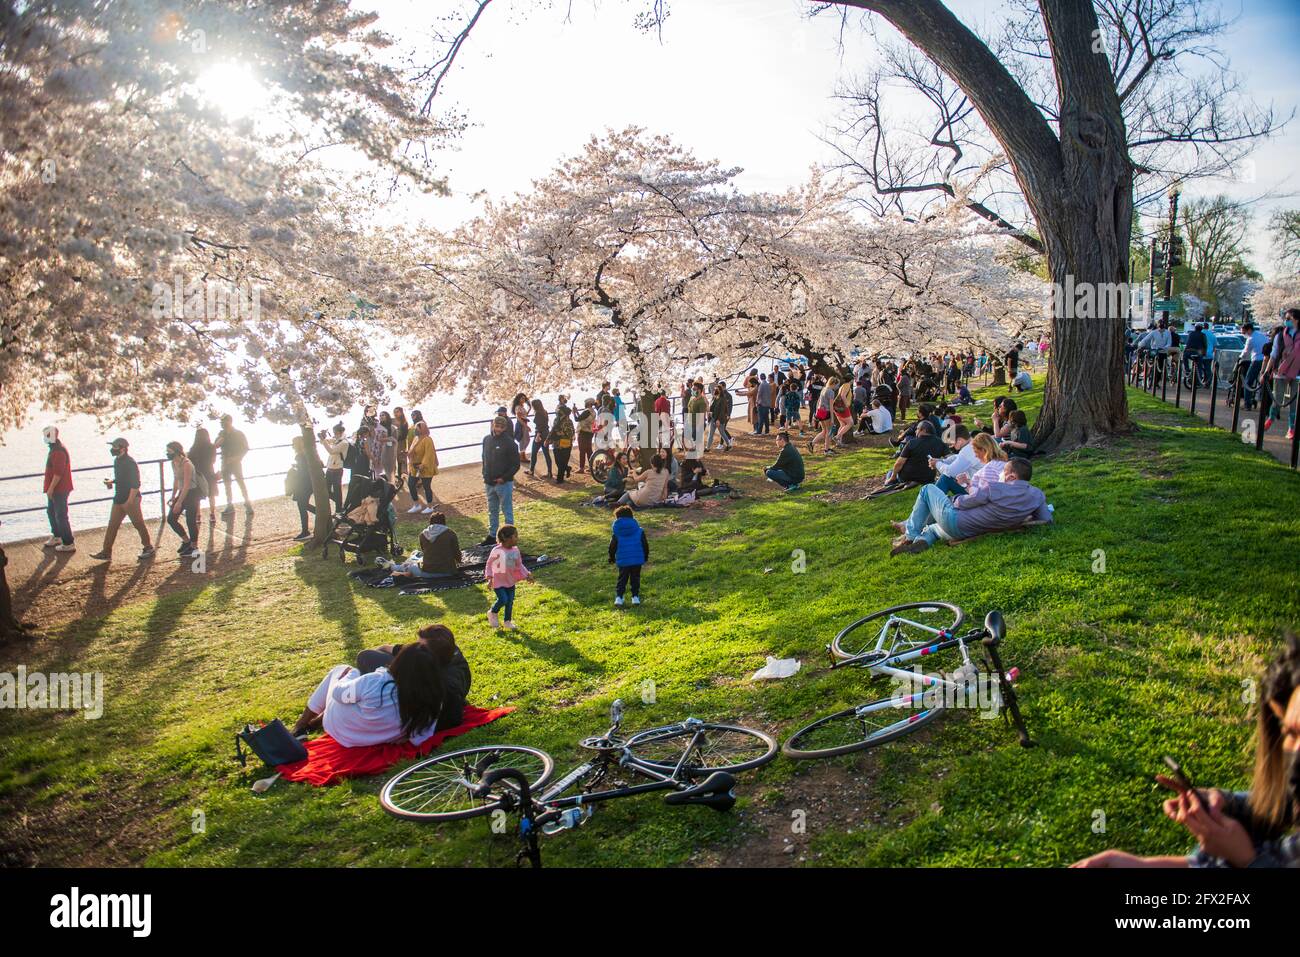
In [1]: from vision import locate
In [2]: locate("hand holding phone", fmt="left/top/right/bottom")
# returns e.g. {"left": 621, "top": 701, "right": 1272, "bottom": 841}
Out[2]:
{"left": 1157, "top": 755, "right": 1195, "bottom": 795}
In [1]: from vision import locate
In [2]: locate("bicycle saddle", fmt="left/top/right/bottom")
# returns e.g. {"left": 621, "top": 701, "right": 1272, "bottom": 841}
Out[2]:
{"left": 983, "top": 610, "right": 1006, "bottom": 646}
{"left": 662, "top": 771, "right": 737, "bottom": 811}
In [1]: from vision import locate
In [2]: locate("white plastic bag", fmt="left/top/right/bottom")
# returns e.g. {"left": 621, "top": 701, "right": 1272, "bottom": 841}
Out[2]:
{"left": 751, "top": 656, "right": 801, "bottom": 681}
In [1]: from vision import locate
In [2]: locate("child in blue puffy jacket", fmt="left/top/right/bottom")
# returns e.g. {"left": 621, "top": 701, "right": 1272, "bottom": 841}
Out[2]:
{"left": 608, "top": 505, "right": 649, "bottom": 607}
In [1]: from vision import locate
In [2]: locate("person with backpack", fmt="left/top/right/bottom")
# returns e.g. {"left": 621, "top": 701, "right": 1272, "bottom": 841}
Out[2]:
{"left": 550, "top": 399, "right": 575, "bottom": 483}
{"left": 707, "top": 382, "right": 734, "bottom": 451}
{"left": 1264, "top": 308, "right": 1300, "bottom": 440}
{"left": 608, "top": 505, "right": 649, "bottom": 607}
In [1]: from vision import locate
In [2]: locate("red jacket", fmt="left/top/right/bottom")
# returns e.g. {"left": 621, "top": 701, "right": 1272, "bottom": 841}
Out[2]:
{"left": 44, "top": 443, "right": 73, "bottom": 495}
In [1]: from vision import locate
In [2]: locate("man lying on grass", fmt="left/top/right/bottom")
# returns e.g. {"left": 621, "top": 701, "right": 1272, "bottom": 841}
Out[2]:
{"left": 889, "top": 456, "right": 1051, "bottom": 556}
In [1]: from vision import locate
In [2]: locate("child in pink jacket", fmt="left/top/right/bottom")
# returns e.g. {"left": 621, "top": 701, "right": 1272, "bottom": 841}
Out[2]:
{"left": 485, "top": 525, "right": 532, "bottom": 630}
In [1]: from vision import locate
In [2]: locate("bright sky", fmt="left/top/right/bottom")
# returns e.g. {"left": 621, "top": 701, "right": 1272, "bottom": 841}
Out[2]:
{"left": 371, "top": 0, "right": 1300, "bottom": 279}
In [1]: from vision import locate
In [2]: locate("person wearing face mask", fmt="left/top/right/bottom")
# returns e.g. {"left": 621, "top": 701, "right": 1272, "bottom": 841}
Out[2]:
{"left": 164, "top": 441, "right": 205, "bottom": 558}
{"left": 1263, "top": 308, "right": 1300, "bottom": 441}
{"left": 91, "top": 439, "right": 155, "bottom": 562}
{"left": 40, "top": 426, "right": 76, "bottom": 552}
{"left": 1075, "top": 635, "right": 1300, "bottom": 868}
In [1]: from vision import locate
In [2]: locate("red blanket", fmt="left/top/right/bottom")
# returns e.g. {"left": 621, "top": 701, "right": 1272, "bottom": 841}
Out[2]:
{"left": 277, "top": 705, "right": 513, "bottom": 786}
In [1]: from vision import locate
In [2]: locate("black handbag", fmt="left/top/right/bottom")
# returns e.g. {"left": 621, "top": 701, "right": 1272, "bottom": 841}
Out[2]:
{"left": 235, "top": 719, "right": 308, "bottom": 769}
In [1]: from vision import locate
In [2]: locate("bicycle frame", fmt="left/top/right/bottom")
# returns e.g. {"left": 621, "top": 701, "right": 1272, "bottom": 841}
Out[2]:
{"left": 487, "top": 715, "right": 731, "bottom": 833}
{"left": 828, "top": 611, "right": 1032, "bottom": 747}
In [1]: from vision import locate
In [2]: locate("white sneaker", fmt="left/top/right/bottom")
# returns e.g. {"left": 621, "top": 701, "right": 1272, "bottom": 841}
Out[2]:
{"left": 503, "top": 620, "right": 517, "bottom": 631}
{"left": 422, "top": 505, "right": 435, "bottom": 514}
{"left": 631, "top": 595, "right": 641, "bottom": 606}
{"left": 614, "top": 596, "right": 625, "bottom": 607}
{"left": 407, "top": 504, "right": 423, "bottom": 514}
{"left": 488, "top": 610, "right": 500, "bottom": 628}
{"left": 55, "top": 543, "right": 76, "bottom": 552}
{"left": 43, "top": 537, "right": 60, "bottom": 547}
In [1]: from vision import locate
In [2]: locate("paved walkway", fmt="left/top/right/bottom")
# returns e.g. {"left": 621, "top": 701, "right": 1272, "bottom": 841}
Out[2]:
{"left": 7, "top": 433, "right": 786, "bottom": 633}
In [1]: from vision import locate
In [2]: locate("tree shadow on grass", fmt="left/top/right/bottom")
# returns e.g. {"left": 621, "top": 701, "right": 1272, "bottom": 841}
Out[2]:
{"left": 292, "top": 551, "right": 365, "bottom": 660}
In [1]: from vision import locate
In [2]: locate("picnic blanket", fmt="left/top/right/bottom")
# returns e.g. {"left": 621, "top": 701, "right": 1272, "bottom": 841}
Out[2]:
{"left": 348, "top": 552, "right": 563, "bottom": 594}
{"left": 865, "top": 480, "right": 920, "bottom": 500}
{"left": 945, "top": 517, "right": 1053, "bottom": 546}
{"left": 276, "top": 704, "right": 513, "bottom": 786}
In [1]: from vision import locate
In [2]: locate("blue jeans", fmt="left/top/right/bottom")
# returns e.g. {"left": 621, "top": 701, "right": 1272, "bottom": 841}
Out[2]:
{"left": 1243, "top": 360, "right": 1262, "bottom": 409}
{"left": 706, "top": 419, "right": 732, "bottom": 448}
{"left": 46, "top": 491, "right": 73, "bottom": 544}
{"left": 904, "top": 484, "right": 961, "bottom": 545}
{"left": 754, "top": 406, "right": 772, "bottom": 434}
{"left": 491, "top": 585, "right": 516, "bottom": 620}
{"left": 935, "top": 473, "right": 965, "bottom": 497}
{"left": 485, "top": 481, "right": 514, "bottom": 536}
{"left": 765, "top": 467, "right": 796, "bottom": 488}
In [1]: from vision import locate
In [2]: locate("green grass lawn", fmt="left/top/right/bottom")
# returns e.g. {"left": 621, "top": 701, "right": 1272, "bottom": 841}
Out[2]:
{"left": 3, "top": 380, "right": 1300, "bottom": 867}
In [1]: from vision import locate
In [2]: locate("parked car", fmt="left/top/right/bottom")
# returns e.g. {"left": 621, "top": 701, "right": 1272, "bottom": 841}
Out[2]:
{"left": 1213, "top": 334, "right": 1247, "bottom": 386}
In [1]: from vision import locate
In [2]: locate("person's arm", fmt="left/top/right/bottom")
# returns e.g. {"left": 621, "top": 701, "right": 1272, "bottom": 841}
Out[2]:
{"left": 953, "top": 484, "right": 992, "bottom": 510}
{"left": 608, "top": 535, "right": 618, "bottom": 563}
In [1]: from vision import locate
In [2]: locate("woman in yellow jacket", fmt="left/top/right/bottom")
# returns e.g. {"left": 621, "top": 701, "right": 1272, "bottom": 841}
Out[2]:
{"left": 406, "top": 421, "right": 439, "bottom": 514}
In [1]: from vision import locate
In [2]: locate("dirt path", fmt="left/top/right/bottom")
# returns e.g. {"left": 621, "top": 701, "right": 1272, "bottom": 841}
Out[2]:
{"left": 6, "top": 429, "right": 802, "bottom": 636}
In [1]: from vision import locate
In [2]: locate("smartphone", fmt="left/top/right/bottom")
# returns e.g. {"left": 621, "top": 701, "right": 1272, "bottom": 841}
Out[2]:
{"left": 1160, "top": 755, "right": 1195, "bottom": 793}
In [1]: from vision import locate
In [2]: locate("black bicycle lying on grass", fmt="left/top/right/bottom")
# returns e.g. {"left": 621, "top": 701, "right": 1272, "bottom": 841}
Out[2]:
{"left": 783, "top": 602, "right": 1032, "bottom": 760}
{"left": 380, "top": 700, "right": 777, "bottom": 867}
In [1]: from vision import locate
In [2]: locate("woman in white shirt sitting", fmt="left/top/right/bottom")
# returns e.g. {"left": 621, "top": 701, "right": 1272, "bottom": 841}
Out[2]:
{"left": 292, "top": 643, "right": 444, "bottom": 748}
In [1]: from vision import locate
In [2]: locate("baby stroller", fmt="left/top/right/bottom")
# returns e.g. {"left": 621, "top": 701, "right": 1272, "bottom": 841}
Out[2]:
{"left": 323, "top": 475, "right": 403, "bottom": 564}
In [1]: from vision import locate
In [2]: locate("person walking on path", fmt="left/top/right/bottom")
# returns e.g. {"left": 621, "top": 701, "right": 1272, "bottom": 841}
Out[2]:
{"left": 481, "top": 415, "right": 520, "bottom": 545}
{"left": 550, "top": 399, "right": 575, "bottom": 483}
{"left": 214, "top": 414, "right": 253, "bottom": 516}
{"left": 41, "top": 426, "right": 75, "bottom": 552}
{"left": 188, "top": 427, "right": 219, "bottom": 523}
{"left": 406, "top": 421, "right": 439, "bottom": 513}
{"left": 164, "top": 440, "right": 204, "bottom": 558}
{"left": 576, "top": 398, "right": 597, "bottom": 474}
{"left": 707, "top": 382, "right": 733, "bottom": 451}
{"left": 91, "top": 438, "right": 155, "bottom": 562}
{"left": 527, "top": 399, "right": 553, "bottom": 479}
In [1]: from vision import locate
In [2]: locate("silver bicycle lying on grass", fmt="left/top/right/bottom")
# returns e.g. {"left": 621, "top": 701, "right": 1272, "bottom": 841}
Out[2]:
{"left": 783, "top": 602, "right": 1033, "bottom": 760}
{"left": 380, "top": 700, "right": 777, "bottom": 867}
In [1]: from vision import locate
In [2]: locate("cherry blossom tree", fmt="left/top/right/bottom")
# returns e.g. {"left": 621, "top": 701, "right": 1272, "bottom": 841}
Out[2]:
{"left": 0, "top": 2, "right": 461, "bottom": 622}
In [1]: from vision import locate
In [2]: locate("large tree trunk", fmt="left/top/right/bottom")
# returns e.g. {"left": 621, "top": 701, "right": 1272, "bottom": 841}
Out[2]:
{"left": 0, "top": 544, "right": 36, "bottom": 643}
{"left": 842, "top": 0, "right": 1133, "bottom": 451}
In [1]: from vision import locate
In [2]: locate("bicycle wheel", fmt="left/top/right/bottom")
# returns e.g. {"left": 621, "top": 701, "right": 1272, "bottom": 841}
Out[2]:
{"left": 783, "top": 693, "right": 944, "bottom": 760}
{"left": 830, "top": 601, "right": 965, "bottom": 662}
{"left": 625, "top": 722, "right": 777, "bottom": 775}
{"left": 380, "top": 745, "right": 554, "bottom": 822}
